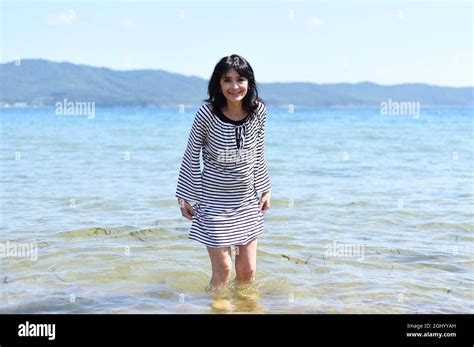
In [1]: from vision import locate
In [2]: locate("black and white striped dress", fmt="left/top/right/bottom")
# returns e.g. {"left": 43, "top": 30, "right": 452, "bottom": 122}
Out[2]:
{"left": 176, "top": 101, "right": 271, "bottom": 248}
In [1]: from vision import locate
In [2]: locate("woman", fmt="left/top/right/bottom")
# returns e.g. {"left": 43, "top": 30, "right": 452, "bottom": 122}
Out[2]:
{"left": 176, "top": 54, "right": 271, "bottom": 290}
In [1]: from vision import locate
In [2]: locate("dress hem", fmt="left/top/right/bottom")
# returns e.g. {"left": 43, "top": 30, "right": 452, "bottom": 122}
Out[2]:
{"left": 188, "top": 232, "right": 262, "bottom": 248}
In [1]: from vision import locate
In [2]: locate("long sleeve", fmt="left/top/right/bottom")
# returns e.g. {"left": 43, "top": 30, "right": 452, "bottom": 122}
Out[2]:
{"left": 254, "top": 103, "right": 271, "bottom": 193}
{"left": 176, "top": 107, "right": 208, "bottom": 203}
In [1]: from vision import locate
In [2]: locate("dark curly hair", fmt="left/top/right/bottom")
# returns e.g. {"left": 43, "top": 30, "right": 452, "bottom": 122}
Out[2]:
{"left": 204, "top": 54, "right": 264, "bottom": 118}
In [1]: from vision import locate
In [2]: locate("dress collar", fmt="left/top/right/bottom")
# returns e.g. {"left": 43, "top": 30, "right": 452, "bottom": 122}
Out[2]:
{"left": 214, "top": 107, "right": 249, "bottom": 126}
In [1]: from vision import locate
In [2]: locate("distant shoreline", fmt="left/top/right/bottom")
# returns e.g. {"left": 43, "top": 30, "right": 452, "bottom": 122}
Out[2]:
{"left": 1, "top": 59, "right": 472, "bottom": 109}
{"left": 1, "top": 103, "right": 473, "bottom": 110}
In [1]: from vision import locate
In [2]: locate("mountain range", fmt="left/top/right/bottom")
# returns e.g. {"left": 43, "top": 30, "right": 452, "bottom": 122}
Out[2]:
{"left": 0, "top": 59, "right": 472, "bottom": 107}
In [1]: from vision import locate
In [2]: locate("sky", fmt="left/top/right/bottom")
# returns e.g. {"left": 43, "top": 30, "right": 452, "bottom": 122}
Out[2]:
{"left": 0, "top": 0, "right": 472, "bottom": 87}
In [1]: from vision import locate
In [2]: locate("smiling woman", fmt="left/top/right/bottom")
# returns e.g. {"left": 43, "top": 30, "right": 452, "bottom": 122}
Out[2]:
{"left": 205, "top": 54, "right": 263, "bottom": 121}
{"left": 176, "top": 54, "right": 272, "bottom": 291}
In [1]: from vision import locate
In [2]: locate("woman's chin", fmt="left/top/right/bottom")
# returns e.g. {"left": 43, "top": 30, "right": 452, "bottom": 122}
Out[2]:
{"left": 225, "top": 95, "right": 245, "bottom": 103}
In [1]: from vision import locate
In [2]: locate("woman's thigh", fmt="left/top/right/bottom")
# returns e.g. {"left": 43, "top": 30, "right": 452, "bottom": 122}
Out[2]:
{"left": 235, "top": 238, "right": 258, "bottom": 270}
{"left": 207, "top": 246, "right": 232, "bottom": 272}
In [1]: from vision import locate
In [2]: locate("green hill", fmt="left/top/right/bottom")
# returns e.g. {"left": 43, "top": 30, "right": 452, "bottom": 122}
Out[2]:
{"left": 0, "top": 59, "right": 472, "bottom": 107}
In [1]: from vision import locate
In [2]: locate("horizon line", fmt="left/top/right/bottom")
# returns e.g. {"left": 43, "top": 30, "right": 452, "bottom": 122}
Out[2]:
{"left": 2, "top": 58, "right": 472, "bottom": 89}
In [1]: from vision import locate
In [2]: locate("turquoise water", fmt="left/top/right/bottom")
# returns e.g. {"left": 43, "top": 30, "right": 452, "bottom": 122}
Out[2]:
{"left": 0, "top": 106, "right": 472, "bottom": 313}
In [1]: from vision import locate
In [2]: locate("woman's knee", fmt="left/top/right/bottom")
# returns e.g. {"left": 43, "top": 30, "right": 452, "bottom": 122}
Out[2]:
{"left": 214, "top": 261, "right": 232, "bottom": 280}
{"left": 236, "top": 264, "right": 256, "bottom": 281}
{"left": 208, "top": 248, "right": 233, "bottom": 281}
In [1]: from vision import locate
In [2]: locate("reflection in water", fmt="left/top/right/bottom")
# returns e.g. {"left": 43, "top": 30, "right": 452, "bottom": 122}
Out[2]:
{"left": 207, "top": 280, "right": 263, "bottom": 314}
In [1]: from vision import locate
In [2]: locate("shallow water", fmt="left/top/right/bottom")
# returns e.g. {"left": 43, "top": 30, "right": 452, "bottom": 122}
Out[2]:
{"left": 0, "top": 106, "right": 472, "bottom": 313}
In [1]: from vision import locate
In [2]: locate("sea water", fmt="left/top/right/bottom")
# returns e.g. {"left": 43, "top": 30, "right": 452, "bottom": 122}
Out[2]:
{"left": 0, "top": 106, "right": 472, "bottom": 313}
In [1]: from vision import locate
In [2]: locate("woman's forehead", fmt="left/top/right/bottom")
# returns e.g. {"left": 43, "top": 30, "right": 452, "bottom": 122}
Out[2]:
{"left": 221, "top": 68, "right": 243, "bottom": 78}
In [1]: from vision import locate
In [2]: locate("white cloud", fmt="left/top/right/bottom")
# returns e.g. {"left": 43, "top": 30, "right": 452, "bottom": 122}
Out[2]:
{"left": 119, "top": 18, "right": 136, "bottom": 28}
{"left": 308, "top": 17, "right": 323, "bottom": 29}
{"left": 47, "top": 9, "right": 76, "bottom": 26}
{"left": 398, "top": 9, "right": 405, "bottom": 20}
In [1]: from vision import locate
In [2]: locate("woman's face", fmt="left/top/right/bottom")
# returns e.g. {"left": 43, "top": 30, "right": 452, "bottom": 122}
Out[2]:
{"left": 219, "top": 68, "right": 249, "bottom": 105}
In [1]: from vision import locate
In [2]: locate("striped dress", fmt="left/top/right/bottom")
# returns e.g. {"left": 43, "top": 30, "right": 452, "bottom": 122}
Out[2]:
{"left": 176, "top": 101, "right": 271, "bottom": 248}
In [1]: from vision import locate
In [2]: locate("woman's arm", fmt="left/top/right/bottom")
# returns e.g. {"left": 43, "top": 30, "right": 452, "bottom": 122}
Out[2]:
{"left": 254, "top": 103, "right": 272, "bottom": 213}
{"left": 176, "top": 107, "right": 208, "bottom": 214}
{"left": 254, "top": 103, "right": 272, "bottom": 195}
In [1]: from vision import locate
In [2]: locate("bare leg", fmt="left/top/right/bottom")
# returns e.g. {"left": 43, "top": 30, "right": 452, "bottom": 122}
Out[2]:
{"left": 235, "top": 238, "right": 258, "bottom": 282}
{"left": 207, "top": 246, "right": 232, "bottom": 289}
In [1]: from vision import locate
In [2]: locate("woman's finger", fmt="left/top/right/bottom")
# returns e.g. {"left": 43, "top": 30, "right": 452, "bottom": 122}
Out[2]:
{"left": 263, "top": 201, "right": 270, "bottom": 211}
{"left": 186, "top": 206, "right": 196, "bottom": 216}
{"left": 180, "top": 207, "right": 191, "bottom": 220}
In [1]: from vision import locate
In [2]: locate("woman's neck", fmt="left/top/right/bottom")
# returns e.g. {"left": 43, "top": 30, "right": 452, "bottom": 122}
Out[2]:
{"left": 223, "top": 102, "right": 246, "bottom": 119}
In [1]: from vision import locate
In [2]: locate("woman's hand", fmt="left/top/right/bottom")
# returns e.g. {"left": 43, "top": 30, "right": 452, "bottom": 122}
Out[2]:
{"left": 259, "top": 191, "right": 271, "bottom": 214}
{"left": 178, "top": 199, "right": 196, "bottom": 220}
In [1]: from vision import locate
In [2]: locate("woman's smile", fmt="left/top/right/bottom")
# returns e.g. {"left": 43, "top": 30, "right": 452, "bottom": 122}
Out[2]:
{"left": 220, "top": 68, "right": 249, "bottom": 102}
{"left": 228, "top": 91, "right": 243, "bottom": 97}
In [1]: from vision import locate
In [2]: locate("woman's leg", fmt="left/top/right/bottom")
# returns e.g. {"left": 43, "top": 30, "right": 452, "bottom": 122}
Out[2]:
{"left": 235, "top": 238, "right": 258, "bottom": 282}
{"left": 207, "top": 246, "right": 232, "bottom": 288}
